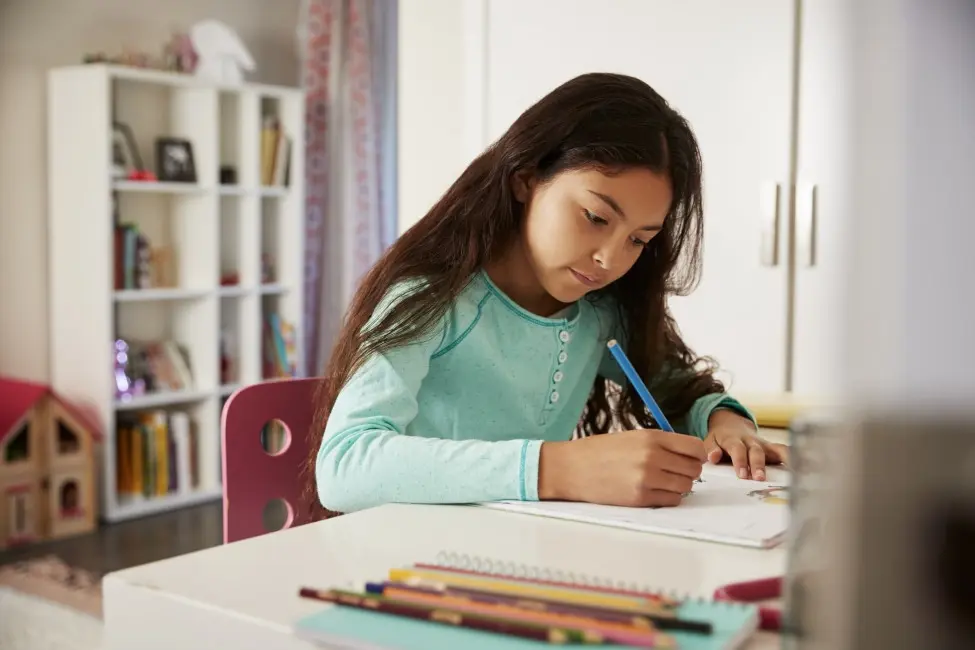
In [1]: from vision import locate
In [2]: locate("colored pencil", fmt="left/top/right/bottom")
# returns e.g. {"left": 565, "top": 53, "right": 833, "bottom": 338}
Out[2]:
{"left": 372, "top": 584, "right": 669, "bottom": 648}
{"left": 298, "top": 587, "right": 606, "bottom": 645}
{"left": 387, "top": 568, "right": 670, "bottom": 616}
{"left": 389, "top": 566, "right": 672, "bottom": 614}
{"left": 412, "top": 562, "right": 680, "bottom": 607}
{"left": 367, "top": 581, "right": 712, "bottom": 634}
{"left": 606, "top": 340, "right": 674, "bottom": 432}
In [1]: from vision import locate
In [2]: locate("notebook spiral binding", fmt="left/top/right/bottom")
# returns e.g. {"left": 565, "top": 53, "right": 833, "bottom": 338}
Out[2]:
{"left": 428, "top": 551, "right": 738, "bottom": 606}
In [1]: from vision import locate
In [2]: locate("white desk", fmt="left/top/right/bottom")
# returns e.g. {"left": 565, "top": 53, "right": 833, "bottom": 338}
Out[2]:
{"left": 103, "top": 467, "right": 789, "bottom": 650}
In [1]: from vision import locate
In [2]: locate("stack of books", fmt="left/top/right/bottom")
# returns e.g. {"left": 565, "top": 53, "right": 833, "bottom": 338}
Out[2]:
{"left": 116, "top": 409, "right": 198, "bottom": 501}
{"left": 262, "top": 313, "right": 297, "bottom": 379}
{"left": 294, "top": 555, "right": 759, "bottom": 649}
{"left": 260, "top": 116, "right": 291, "bottom": 187}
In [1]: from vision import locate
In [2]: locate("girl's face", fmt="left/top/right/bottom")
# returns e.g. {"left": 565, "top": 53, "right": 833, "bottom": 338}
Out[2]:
{"left": 517, "top": 167, "right": 672, "bottom": 305}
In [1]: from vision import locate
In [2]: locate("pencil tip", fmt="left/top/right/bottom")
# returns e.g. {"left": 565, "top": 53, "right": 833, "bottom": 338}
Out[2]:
{"left": 607, "top": 339, "right": 617, "bottom": 348}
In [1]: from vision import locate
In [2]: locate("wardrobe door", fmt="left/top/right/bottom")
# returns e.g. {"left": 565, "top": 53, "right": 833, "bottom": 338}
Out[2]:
{"left": 791, "top": 0, "right": 855, "bottom": 397}
{"left": 485, "top": 0, "right": 797, "bottom": 393}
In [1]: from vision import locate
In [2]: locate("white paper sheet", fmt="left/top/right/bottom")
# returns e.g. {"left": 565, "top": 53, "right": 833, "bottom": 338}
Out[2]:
{"left": 479, "top": 464, "right": 790, "bottom": 548}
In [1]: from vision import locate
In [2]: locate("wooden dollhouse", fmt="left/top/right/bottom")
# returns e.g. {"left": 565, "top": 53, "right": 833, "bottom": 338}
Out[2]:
{"left": 0, "top": 377, "right": 101, "bottom": 549}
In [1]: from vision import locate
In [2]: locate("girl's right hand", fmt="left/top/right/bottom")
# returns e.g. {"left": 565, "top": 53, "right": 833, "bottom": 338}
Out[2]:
{"left": 538, "top": 430, "right": 707, "bottom": 508}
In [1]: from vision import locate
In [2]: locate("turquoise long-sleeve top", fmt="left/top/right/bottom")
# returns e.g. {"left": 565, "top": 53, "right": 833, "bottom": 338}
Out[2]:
{"left": 315, "top": 270, "right": 755, "bottom": 513}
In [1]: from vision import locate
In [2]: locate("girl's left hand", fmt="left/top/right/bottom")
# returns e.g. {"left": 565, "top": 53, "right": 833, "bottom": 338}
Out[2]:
{"left": 702, "top": 409, "right": 789, "bottom": 481}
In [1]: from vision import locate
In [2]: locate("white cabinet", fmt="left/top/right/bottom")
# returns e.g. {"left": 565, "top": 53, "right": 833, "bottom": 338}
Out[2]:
{"left": 483, "top": 0, "right": 796, "bottom": 395}
{"left": 398, "top": 0, "right": 852, "bottom": 398}
{"left": 791, "top": 0, "right": 855, "bottom": 396}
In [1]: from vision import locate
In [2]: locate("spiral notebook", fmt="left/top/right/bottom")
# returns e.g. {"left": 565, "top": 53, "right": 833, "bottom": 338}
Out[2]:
{"left": 479, "top": 464, "right": 790, "bottom": 548}
{"left": 294, "top": 553, "right": 760, "bottom": 650}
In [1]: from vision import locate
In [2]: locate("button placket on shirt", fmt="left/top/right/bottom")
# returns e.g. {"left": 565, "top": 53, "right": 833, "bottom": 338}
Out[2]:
{"left": 550, "top": 328, "right": 571, "bottom": 405}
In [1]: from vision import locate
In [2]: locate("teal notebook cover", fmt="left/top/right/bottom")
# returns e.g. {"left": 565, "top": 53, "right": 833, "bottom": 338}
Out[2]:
{"left": 294, "top": 599, "right": 759, "bottom": 650}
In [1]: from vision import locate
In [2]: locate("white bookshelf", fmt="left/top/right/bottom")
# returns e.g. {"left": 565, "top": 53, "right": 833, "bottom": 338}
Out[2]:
{"left": 47, "top": 64, "right": 305, "bottom": 523}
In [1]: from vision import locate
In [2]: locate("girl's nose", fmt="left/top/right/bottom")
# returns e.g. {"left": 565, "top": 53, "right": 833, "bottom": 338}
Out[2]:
{"left": 593, "top": 239, "right": 625, "bottom": 271}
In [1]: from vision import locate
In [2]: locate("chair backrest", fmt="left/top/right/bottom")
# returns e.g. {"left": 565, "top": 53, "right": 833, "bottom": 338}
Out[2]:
{"left": 220, "top": 378, "right": 322, "bottom": 544}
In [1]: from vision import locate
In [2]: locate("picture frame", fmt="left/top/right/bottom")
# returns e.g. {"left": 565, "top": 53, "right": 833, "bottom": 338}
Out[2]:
{"left": 111, "top": 122, "right": 143, "bottom": 179}
{"left": 155, "top": 137, "right": 197, "bottom": 183}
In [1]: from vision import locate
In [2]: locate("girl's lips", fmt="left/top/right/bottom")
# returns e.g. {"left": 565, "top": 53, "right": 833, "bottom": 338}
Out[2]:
{"left": 570, "top": 268, "right": 600, "bottom": 287}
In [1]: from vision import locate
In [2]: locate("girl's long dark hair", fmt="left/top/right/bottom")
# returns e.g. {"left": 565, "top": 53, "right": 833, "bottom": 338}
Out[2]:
{"left": 305, "top": 72, "right": 723, "bottom": 517}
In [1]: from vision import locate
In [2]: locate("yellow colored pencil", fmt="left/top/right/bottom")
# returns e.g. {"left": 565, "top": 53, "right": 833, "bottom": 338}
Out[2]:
{"left": 387, "top": 567, "right": 673, "bottom": 615}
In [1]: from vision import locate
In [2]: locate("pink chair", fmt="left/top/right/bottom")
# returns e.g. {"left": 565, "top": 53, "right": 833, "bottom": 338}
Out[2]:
{"left": 220, "top": 378, "right": 323, "bottom": 543}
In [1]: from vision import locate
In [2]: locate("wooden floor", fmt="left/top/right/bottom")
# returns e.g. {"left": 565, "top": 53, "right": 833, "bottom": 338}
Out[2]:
{"left": 0, "top": 500, "right": 223, "bottom": 578}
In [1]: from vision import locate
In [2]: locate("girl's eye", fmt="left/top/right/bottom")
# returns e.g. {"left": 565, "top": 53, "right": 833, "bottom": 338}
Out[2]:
{"left": 584, "top": 209, "right": 608, "bottom": 225}
{"left": 630, "top": 236, "right": 649, "bottom": 248}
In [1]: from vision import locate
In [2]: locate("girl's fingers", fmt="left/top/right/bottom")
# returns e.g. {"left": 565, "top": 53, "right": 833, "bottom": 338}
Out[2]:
{"left": 722, "top": 438, "right": 750, "bottom": 479}
{"left": 641, "top": 489, "right": 682, "bottom": 508}
{"left": 708, "top": 447, "right": 723, "bottom": 464}
{"left": 766, "top": 442, "right": 790, "bottom": 466}
{"left": 748, "top": 443, "right": 767, "bottom": 481}
{"left": 704, "top": 434, "right": 723, "bottom": 464}
{"left": 654, "top": 448, "right": 707, "bottom": 480}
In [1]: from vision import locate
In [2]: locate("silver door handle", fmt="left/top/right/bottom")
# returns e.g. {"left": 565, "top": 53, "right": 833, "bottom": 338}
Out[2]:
{"left": 760, "top": 182, "right": 781, "bottom": 267}
{"left": 796, "top": 181, "right": 818, "bottom": 267}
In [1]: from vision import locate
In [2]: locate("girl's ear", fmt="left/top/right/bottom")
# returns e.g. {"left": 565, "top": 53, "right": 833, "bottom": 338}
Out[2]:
{"left": 511, "top": 170, "right": 535, "bottom": 203}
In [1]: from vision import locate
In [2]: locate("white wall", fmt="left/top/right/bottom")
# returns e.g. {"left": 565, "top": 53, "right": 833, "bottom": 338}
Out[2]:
{"left": 396, "top": 0, "right": 478, "bottom": 234}
{"left": 0, "top": 0, "right": 301, "bottom": 383}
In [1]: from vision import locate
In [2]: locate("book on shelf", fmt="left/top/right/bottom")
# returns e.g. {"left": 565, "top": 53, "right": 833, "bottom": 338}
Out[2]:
{"left": 261, "top": 420, "right": 289, "bottom": 455}
{"left": 116, "top": 409, "right": 200, "bottom": 500}
{"left": 260, "top": 116, "right": 292, "bottom": 187}
{"left": 114, "top": 223, "right": 175, "bottom": 290}
{"left": 263, "top": 313, "right": 297, "bottom": 378}
{"left": 115, "top": 338, "right": 194, "bottom": 400}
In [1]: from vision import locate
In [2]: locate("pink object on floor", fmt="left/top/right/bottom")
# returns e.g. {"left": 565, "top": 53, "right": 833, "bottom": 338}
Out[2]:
{"left": 220, "top": 378, "right": 322, "bottom": 544}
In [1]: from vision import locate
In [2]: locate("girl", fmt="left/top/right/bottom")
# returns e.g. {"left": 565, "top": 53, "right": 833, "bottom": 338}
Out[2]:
{"left": 309, "top": 72, "right": 787, "bottom": 515}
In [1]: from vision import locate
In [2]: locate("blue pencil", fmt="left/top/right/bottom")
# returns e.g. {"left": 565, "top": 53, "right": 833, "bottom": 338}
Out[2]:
{"left": 606, "top": 339, "right": 674, "bottom": 432}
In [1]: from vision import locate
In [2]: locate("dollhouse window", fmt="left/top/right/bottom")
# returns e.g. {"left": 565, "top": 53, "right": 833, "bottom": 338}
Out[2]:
{"left": 59, "top": 480, "right": 82, "bottom": 517}
{"left": 7, "top": 491, "right": 31, "bottom": 537}
{"left": 4, "top": 424, "right": 29, "bottom": 463}
{"left": 56, "top": 420, "right": 80, "bottom": 455}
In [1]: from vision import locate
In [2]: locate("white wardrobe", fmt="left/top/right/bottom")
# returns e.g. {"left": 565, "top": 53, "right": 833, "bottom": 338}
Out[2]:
{"left": 398, "top": 0, "right": 853, "bottom": 398}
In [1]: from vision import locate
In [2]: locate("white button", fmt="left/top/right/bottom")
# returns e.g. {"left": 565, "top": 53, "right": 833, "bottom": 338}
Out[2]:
{"left": 550, "top": 390, "right": 560, "bottom": 403}
{"left": 553, "top": 370, "right": 564, "bottom": 383}
{"left": 559, "top": 330, "right": 571, "bottom": 343}
{"left": 558, "top": 351, "right": 568, "bottom": 364}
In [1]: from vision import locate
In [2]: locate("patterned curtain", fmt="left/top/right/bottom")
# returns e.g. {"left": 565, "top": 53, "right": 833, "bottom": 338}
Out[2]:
{"left": 300, "top": 0, "right": 398, "bottom": 375}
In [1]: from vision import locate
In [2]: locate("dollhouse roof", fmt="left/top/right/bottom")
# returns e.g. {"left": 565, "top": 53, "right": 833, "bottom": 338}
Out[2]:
{"left": 0, "top": 377, "right": 102, "bottom": 444}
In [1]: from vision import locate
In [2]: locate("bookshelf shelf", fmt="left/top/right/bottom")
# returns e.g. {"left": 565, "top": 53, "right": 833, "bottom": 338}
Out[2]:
{"left": 114, "top": 389, "right": 214, "bottom": 411}
{"left": 217, "top": 185, "right": 291, "bottom": 198}
{"left": 48, "top": 64, "right": 305, "bottom": 522}
{"left": 114, "top": 288, "right": 213, "bottom": 302}
{"left": 218, "top": 383, "right": 243, "bottom": 397}
{"left": 112, "top": 180, "right": 211, "bottom": 194}
{"left": 112, "top": 486, "right": 223, "bottom": 522}
{"left": 217, "top": 286, "right": 252, "bottom": 298}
